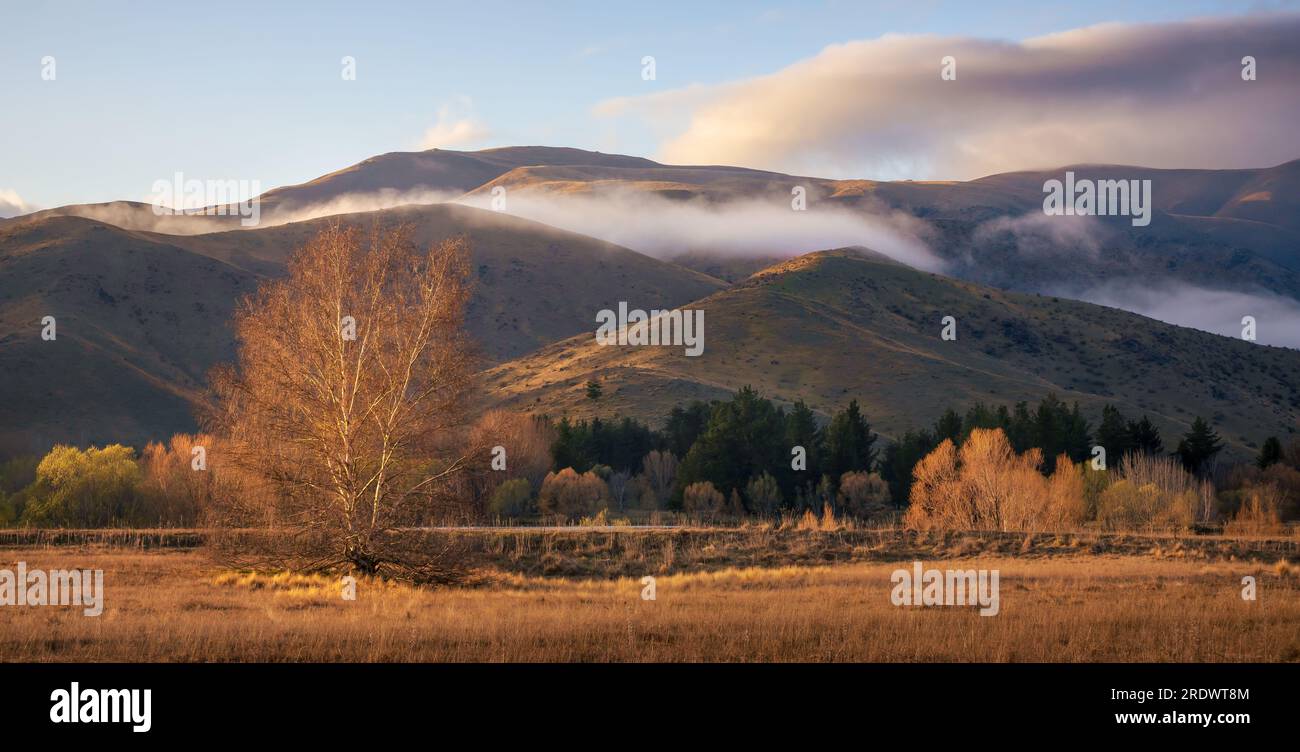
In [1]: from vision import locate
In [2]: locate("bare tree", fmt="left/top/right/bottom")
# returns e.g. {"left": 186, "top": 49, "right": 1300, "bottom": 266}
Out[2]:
{"left": 608, "top": 470, "right": 631, "bottom": 513}
{"left": 206, "top": 222, "right": 476, "bottom": 581}
{"left": 469, "top": 410, "right": 556, "bottom": 491}
{"left": 641, "top": 450, "right": 678, "bottom": 508}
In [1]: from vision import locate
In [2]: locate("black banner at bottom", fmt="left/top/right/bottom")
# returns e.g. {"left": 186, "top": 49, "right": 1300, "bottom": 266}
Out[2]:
{"left": 0, "top": 662, "right": 1286, "bottom": 741}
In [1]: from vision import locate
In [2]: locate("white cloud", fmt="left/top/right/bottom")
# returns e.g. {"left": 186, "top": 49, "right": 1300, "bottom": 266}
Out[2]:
{"left": 1074, "top": 282, "right": 1300, "bottom": 350}
{"left": 595, "top": 14, "right": 1300, "bottom": 179}
{"left": 0, "top": 189, "right": 35, "bottom": 218}
{"left": 973, "top": 213, "right": 1110, "bottom": 259}
{"left": 418, "top": 101, "right": 490, "bottom": 150}
{"left": 455, "top": 187, "right": 944, "bottom": 271}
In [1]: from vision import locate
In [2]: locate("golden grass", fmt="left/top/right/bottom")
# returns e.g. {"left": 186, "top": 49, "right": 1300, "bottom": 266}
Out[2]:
{"left": 0, "top": 546, "right": 1296, "bottom": 662}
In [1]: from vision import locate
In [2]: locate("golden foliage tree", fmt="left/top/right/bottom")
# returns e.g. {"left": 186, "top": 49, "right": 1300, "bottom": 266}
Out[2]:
{"left": 1042, "top": 454, "right": 1087, "bottom": 530}
{"left": 905, "top": 428, "right": 1087, "bottom": 532}
{"left": 466, "top": 409, "right": 556, "bottom": 502}
{"left": 905, "top": 438, "right": 963, "bottom": 528}
{"left": 538, "top": 468, "right": 610, "bottom": 518}
{"left": 139, "top": 433, "right": 218, "bottom": 526}
{"left": 207, "top": 223, "right": 476, "bottom": 580}
{"left": 23, "top": 445, "right": 142, "bottom": 527}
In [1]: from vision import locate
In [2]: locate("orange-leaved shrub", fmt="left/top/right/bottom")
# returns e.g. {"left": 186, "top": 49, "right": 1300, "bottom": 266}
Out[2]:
{"left": 139, "top": 433, "right": 218, "bottom": 526}
{"left": 904, "top": 428, "right": 1086, "bottom": 532}
{"left": 538, "top": 468, "right": 609, "bottom": 518}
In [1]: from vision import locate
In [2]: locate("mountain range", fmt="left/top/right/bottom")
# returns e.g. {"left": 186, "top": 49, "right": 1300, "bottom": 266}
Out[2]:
{"left": 2, "top": 146, "right": 1297, "bottom": 457}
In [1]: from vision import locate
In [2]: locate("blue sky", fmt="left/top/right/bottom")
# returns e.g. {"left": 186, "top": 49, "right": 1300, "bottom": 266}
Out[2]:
{"left": 1, "top": 0, "right": 1295, "bottom": 209}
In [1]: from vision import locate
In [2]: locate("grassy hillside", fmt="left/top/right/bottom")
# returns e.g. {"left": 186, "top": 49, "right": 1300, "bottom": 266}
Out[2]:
{"left": 0, "top": 217, "right": 255, "bottom": 453}
{"left": 0, "top": 147, "right": 661, "bottom": 233}
{"left": 0, "top": 205, "right": 723, "bottom": 450}
{"left": 484, "top": 249, "right": 1300, "bottom": 456}
{"left": 168, "top": 203, "right": 725, "bottom": 360}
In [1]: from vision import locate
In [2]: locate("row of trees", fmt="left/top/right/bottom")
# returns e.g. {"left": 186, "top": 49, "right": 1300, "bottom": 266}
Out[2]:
{"left": 903, "top": 428, "right": 1217, "bottom": 532}
{"left": 510, "top": 389, "right": 883, "bottom": 518}
{"left": 0, "top": 436, "right": 211, "bottom": 527}
{"left": 3, "top": 389, "right": 1289, "bottom": 531}
{"left": 878, "top": 397, "right": 1239, "bottom": 508}
{"left": 475, "top": 388, "right": 1294, "bottom": 531}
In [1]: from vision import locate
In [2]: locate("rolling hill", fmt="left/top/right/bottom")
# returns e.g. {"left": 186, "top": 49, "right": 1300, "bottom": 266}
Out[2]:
{"left": 0, "top": 147, "right": 661, "bottom": 233}
{"left": 483, "top": 249, "right": 1300, "bottom": 458}
{"left": 0, "top": 204, "right": 722, "bottom": 451}
{"left": 0, "top": 216, "right": 255, "bottom": 454}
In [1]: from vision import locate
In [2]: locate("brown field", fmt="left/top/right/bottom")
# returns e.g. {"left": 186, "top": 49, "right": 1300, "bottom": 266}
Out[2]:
{"left": 1, "top": 528, "right": 1297, "bottom": 662}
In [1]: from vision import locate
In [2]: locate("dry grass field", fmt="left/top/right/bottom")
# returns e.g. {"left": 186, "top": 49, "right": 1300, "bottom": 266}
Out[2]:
{"left": 1, "top": 528, "right": 1296, "bottom": 662}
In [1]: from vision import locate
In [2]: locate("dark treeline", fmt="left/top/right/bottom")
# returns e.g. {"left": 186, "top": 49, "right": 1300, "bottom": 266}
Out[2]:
{"left": 550, "top": 387, "right": 877, "bottom": 512}
{"left": 548, "top": 388, "right": 1250, "bottom": 512}
{"left": 3, "top": 386, "right": 1284, "bottom": 526}
{"left": 551, "top": 416, "right": 661, "bottom": 475}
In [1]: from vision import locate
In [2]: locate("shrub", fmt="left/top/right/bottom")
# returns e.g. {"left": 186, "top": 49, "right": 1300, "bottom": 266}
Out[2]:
{"left": 626, "top": 474, "right": 658, "bottom": 510}
{"left": 727, "top": 489, "right": 744, "bottom": 516}
{"left": 538, "top": 468, "right": 609, "bottom": 519}
{"left": 1094, "top": 474, "right": 1198, "bottom": 531}
{"left": 1224, "top": 484, "right": 1285, "bottom": 536}
{"left": 837, "top": 471, "right": 890, "bottom": 519}
{"left": 1042, "top": 456, "right": 1088, "bottom": 531}
{"left": 1260, "top": 464, "right": 1300, "bottom": 521}
{"left": 1111, "top": 452, "right": 1207, "bottom": 528}
{"left": 1095, "top": 480, "right": 1163, "bottom": 530}
{"left": 488, "top": 478, "right": 533, "bottom": 518}
{"left": 745, "top": 471, "right": 783, "bottom": 515}
{"left": 682, "top": 481, "right": 726, "bottom": 516}
{"left": 23, "top": 445, "right": 144, "bottom": 527}
{"left": 138, "top": 433, "right": 215, "bottom": 526}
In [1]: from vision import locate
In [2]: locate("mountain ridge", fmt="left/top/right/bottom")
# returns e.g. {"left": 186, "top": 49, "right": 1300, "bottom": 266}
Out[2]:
{"left": 0, "top": 203, "right": 723, "bottom": 451}
{"left": 482, "top": 248, "right": 1300, "bottom": 458}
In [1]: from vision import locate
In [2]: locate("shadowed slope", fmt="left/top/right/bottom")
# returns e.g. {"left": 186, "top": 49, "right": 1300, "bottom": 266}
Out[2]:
{"left": 484, "top": 249, "right": 1300, "bottom": 457}
{"left": 0, "top": 205, "right": 723, "bottom": 449}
